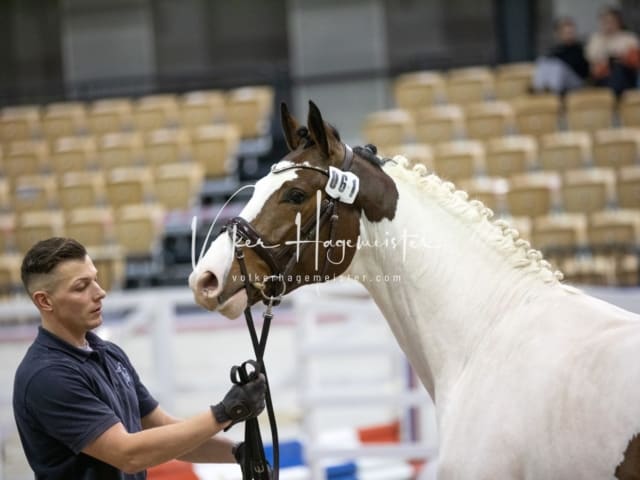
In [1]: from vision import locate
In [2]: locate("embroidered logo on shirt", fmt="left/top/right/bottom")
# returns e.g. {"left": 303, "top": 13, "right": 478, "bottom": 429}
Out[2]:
{"left": 115, "top": 362, "right": 132, "bottom": 387}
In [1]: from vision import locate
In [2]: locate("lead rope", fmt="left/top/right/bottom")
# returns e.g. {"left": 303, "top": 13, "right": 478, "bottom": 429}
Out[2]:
{"left": 234, "top": 243, "right": 279, "bottom": 480}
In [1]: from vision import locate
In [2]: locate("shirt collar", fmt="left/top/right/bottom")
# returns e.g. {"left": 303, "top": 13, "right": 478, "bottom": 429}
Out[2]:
{"left": 36, "top": 326, "right": 106, "bottom": 362}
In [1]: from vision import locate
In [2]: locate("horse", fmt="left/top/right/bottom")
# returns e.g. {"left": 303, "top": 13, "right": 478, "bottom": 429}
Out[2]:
{"left": 189, "top": 100, "right": 640, "bottom": 479}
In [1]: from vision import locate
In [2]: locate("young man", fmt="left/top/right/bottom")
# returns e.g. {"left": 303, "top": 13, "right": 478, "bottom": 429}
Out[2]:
{"left": 13, "top": 237, "right": 266, "bottom": 479}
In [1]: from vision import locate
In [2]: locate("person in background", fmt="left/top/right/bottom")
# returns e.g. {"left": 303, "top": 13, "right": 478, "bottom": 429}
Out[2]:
{"left": 13, "top": 237, "right": 266, "bottom": 480}
{"left": 533, "top": 16, "right": 590, "bottom": 94}
{"left": 586, "top": 5, "right": 640, "bottom": 95}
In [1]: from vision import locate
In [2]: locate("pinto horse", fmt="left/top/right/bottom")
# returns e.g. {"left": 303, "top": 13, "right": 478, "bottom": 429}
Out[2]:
{"left": 190, "top": 101, "right": 640, "bottom": 479}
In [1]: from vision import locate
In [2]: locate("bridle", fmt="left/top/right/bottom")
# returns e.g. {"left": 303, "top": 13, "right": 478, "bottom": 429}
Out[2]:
{"left": 220, "top": 142, "right": 357, "bottom": 480}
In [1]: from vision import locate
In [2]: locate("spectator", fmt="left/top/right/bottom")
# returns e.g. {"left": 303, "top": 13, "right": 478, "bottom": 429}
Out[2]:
{"left": 13, "top": 237, "right": 266, "bottom": 479}
{"left": 586, "top": 5, "right": 640, "bottom": 95}
{"left": 533, "top": 17, "right": 590, "bottom": 94}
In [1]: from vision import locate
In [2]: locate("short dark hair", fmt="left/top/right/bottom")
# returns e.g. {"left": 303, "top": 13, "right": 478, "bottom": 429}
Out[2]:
{"left": 21, "top": 237, "right": 87, "bottom": 294}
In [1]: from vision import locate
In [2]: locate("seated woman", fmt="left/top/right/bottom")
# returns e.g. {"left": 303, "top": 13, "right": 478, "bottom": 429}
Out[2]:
{"left": 533, "top": 17, "right": 590, "bottom": 94}
{"left": 586, "top": 6, "right": 640, "bottom": 95}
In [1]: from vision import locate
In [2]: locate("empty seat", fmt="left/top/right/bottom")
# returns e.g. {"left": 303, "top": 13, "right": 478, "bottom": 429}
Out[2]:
{"left": 58, "top": 171, "right": 106, "bottom": 211}
{"left": 562, "top": 168, "right": 616, "bottom": 214}
{"left": 4, "top": 140, "right": 49, "bottom": 179}
{"left": 13, "top": 175, "right": 58, "bottom": 213}
{"left": 225, "top": 86, "right": 274, "bottom": 139}
{"left": 154, "top": 162, "right": 203, "bottom": 210}
{"left": 179, "top": 90, "right": 226, "bottom": 128}
{"left": 88, "top": 98, "right": 134, "bottom": 134}
{"left": 105, "top": 166, "right": 155, "bottom": 208}
{"left": 113, "top": 203, "right": 165, "bottom": 256}
{"left": 432, "top": 140, "right": 485, "bottom": 181}
{"left": 362, "top": 109, "right": 414, "bottom": 151}
{"left": 464, "top": 101, "right": 515, "bottom": 141}
{"left": 133, "top": 94, "right": 180, "bottom": 131}
{"left": 15, "top": 210, "right": 65, "bottom": 254}
{"left": 565, "top": 88, "right": 615, "bottom": 132}
{"left": 414, "top": 105, "right": 464, "bottom": 144}
{"left": 0, "top": 105, "right": 40, "bottom": 144}
{"left": 98, "top": 131, "right": 145, "bottom": 170}
{"left": 619, "top": 89, "right": 640, "bottom": 127}
{"left": 615, "top": 253, "right": 639, "bottom": 286}
{"left": 588, "top": 209, "right": 640, "bottom": 249}
{"left": 445, "top": 67, "right": 494, "bottom": 104}
{"left": 539, "top": 131, "right": 592, "bottom": 172}
{"left": 42, "top": 102, "right": 87, "bottom": 140}
{"left": 191, "top": 124, "right": 241, "bottom": 178}
{"left": 617, "top": 165, "right": 640, "bottom": 209}
{"left": 457, "top": 176, "right": 508, "bottom": 214}
{"left": 561, "top": 255, "right": 617, "bottom": 286}
{"left": 391, "top": 143, "right": 434, "bottom": 171}
{"left": 51, "top": 135, "right": 98, "bottom": 176}
{"left": 485, "top": 135, "right": 537, "bottom": 177}
{"left": 144, "top": 128, "right": 192, "bottom": 170}
{"left": 0, "top": 178, "right": 9, "bottom": 211}
{"left": 393, "top": 71, "right": 446, "bottom": 114}
{"left": 64, "top": 206, "right": 114, "bottom": 248}
{"left": 593, "top": 128, "right": 640, "bottom": 169}
{"left": 87, "top": 244, "right": 125, "bottom": 291}
{"left": 494, "top": 63, "right": 534, "bottom": 100}
{"left": 0, "top": 212, "right": 16, "bottom": 253}
{"left": 532, "top": 213, "right": 588, "bottom": 260}
{"left": 0, "top": 254, "right": 22, "bottom": 296}
{"left": 512, "top": 94, "right": 561, "bottom": 138}
{"left": 507, "top": 171, "right": 561, "bottom": 217}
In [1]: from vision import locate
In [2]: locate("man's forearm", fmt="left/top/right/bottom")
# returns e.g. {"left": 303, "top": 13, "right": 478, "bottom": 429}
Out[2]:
{"left": 177, "top": 436, "right": 236, "bottom": 463}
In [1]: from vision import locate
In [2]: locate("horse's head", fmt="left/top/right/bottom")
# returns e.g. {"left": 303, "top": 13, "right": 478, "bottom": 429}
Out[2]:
{"left": 189, "top": 101, "right": 398, "bottom": 317}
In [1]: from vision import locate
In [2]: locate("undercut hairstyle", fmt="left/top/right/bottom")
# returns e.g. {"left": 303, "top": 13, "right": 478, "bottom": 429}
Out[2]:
{"left": 21, "top": 237, "right": 87, "bottom": 295}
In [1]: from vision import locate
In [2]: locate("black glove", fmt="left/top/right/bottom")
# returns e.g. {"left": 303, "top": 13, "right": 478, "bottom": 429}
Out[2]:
{"left": 211, "top": 373, "right": 266, "bottom": 429}
{"left": 233, "top": 441, "right": 273, "bottom": 479}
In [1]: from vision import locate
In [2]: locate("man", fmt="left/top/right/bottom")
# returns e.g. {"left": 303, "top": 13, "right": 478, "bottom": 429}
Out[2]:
{"left": 13, "top": 237, "right": 266, "bottom": 479}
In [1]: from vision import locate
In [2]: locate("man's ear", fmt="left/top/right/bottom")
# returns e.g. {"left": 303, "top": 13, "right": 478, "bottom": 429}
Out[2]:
{"left": 307, "top": 100, "right": 330, "bottom": 157}
{"left": 280, "top": 102, "right": 301, "bottom": 151}
{"left": 33, "top": 291, "right": 53, "bottom": 312}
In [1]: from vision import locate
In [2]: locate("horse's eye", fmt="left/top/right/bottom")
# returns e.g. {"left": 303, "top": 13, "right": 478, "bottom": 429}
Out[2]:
{"left": 284, "top": 188, "right": 307, "bottom": 205}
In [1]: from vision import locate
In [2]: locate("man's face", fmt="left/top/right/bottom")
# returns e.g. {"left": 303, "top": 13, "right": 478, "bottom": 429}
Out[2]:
{"left": 45, "top": 255, "right": 106, "bottom": 335}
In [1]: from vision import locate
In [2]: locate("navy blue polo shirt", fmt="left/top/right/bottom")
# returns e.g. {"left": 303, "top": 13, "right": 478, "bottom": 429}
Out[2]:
{"left": 13, "top": 327, "right": 159, "bottom": 480}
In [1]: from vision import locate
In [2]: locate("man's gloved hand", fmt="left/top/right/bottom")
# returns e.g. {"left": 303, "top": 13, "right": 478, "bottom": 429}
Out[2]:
{"left": 211, "top": 373, "right": 266, "bottom": 429}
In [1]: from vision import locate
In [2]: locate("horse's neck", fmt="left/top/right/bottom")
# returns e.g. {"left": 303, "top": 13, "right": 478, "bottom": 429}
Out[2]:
{"left": 347, "top": 177, "right": 547, "bottom": 402}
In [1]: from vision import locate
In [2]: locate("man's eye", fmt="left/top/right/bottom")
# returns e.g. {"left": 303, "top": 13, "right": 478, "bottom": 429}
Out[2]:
{"left": 284, "top": 189, "right": 307, "bottom": 205}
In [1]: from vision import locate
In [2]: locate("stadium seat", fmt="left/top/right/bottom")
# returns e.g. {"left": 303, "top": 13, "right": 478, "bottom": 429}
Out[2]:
{"left": 225, "top": 85, "right": 274, "bottom": 139}
{"left": 561, "top": 168, "right": 616, "bottom": 214}
{"left": 144, "top": 128, "right": 192, "bottom": 171}
{"left": 179, "top": 90, "right": 226, "bottom": 128}
{"left": 113, "top": 203, "right": 165, "bottom": 256}
{"left": 485, "top": 135, "right": 537, "bottom": 177}
{"left": 494, "top": 62, "right": 534, "bottom": 100}
{"left": 0, "top": 254, "right": 22, "bottom": 297}
{"left": 565, "top": 88, "right": 615, "bottom": 133}
{"left": 13, "top": 175, "right": 58, "bottom": 213}
{"left": 105, "top": 166, "right": 155, "bottom": 208}
{"left": 362, "top": 109, "right": 415, "bottom": 153}
{"left": 0, "top": 212, "right": 15, "bottom": 254}
{"left": 64, "top": 206, "right": 115, "bottom": 248}
{"left": 457, "top": 176, "right": 508, "bottom": 214}
{"left": 432, "top": 139, "right": 485, "bottom": 181}
{"left": 391, "top": 143, "right": 434, "bottom": 171}
{"left": 51, "top": 135, "right": 98, "bottom": 177}
{"left": 133, "top": 94, "right": 180, "bottom": 131}
{"left": 445, "top": 66, "right": 494, "bottom": 104}
{"left": 532, "top": 213, "right": 588, "bottom": 265}
{"left": 58, "top": 171, "right": 106, "bottom": 212}
{"left": 619, "top": 89, "right": 640, "bottom": 127}
{"left": 4, "top": 139, "right": 50, "bottom": 179}
{"left": 588, "top": 209, "right": 640, "bottom": 249}
{"left": 511, "top": 94, "right": 561, "bottom": 138}
{"left": 86, "top": 244, "right": 125, "bottom": 292}
{"left": 464, "top": 101, "right": 515, "bottom": 141}
{"left": 593, "top": 128, "right": 640, "bottom": 169}
{"left": 98, "top": 131, "right": 145, "bottom": 170}
{"left": 617, "top": 165, "right": 640, "bottom": 209}
{"left": 88, "top": 98, "right": 134, "bottom": 134}
{"left": 15, "top": 210, "right": 65, "bottom": 254}
{"left": 0, "top": 105, "right": 40, "bottom": 144}
{"left": 191, "top": 124, "right": 240, "bottom": 178}
{"left": 0, "top": 178, "right": 9, "bottom": 212}
{"left": 393, "top": 71, "right": 446, "bottom": 114}
{"left": 539, "top": 131, "right": 592, "bottom": 172}
{"left": 414, "top": 104, "right": 464, "bottom": 144}
{"left": 561, "top": 255, "right": 617, "bottom": 286}
{"left": 154, "top": 162, "right": 203, "bottom": 211}
{"left": 42, "top": 102, "right": 88, "bottom": 140}
{"left": 506, "top": 171, "right": 561, "bottom": 217}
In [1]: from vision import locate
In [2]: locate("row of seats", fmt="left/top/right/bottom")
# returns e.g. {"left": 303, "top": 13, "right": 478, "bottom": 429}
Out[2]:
{"left": 0, "top": 85, "right": 274, "bottom": 145}
{"left": 0, "top": 126, "right": 239, "bottom": 182}
{"left": 364, "top": 90, "right": 640, "bottom": 146}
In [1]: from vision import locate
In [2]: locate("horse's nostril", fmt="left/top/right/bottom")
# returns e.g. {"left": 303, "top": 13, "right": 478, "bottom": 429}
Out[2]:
{"left": 198, "top": 271, "right": 219, "bottom": 298}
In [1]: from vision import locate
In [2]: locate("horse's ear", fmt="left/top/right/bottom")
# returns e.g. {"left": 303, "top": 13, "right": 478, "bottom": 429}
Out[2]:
{"left": 280, "top": 102, "right": 301, "bottom": 151}
{"left": 307, "top": 100, "right": 330, "bottom": 158}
